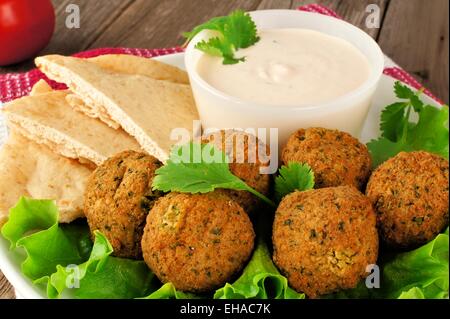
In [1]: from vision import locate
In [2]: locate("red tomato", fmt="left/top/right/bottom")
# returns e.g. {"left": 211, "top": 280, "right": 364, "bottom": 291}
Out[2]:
{"left": 0, "top": 0, "right": 55, "bottom": 66}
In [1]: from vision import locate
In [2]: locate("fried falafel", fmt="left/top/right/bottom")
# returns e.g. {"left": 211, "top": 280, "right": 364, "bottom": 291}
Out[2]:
{"left": 273, "top": 186, "right": 378, "bottom": 298}
{"left": 366, "top": 151, "right": 449, "bottom": 248}
{"left": 84, "top": 150, "right": 162, "bottom": 259}
{"left": 202, "top": 130, "right": 271, "bottom": 215}
{"left": 141, "top": 192, "right": 255, "bottom": 293}
{"left": 281, "top": 128, "right": 371, "bottom": 190}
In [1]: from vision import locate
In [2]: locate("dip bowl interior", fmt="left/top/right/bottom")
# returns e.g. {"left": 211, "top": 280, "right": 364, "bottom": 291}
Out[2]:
{"left": 185, "top": 9, "right": 384, "bottom": 150}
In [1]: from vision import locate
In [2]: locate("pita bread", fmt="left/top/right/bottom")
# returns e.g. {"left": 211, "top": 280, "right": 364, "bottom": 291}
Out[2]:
{"left": 3, "top": 89, "right": 142, "bottom": 166}
{"left": 66, "top": 93, "right": 120, "bottom": 129}
{"left": 65, "top": 54, "right": 189, "bottom": 129}
{"left": 30, "top": 79, "right": 52, "bottom": 95}
{"left": 0, "top": 130, "right": 93, "bottom": 227}
{"left": 36, "top": 55, "right": 199, "bottom": 162}
{"left": 86, "top": 54, "right": 189, "bottom": 84}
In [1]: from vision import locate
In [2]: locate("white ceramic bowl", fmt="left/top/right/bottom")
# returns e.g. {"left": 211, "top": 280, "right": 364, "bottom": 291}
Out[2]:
{"left": 185, "top": 9, "right": 384, "bottom": 148}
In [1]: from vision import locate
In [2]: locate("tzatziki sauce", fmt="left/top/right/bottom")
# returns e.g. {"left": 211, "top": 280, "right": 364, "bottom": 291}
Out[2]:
{"left": 196, "top": 28, "right": 371, "bottom": 106}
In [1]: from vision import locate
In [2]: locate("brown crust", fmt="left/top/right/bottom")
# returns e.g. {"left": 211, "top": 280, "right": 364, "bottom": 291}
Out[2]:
{"left": 202, "top": 130, "right": 271, "bottom": 215}
{"left": 84, "top": 150, "right": 162, "bottom": 259}
{"left": 272, "top": 186, "right": 378, "bottom": 298}
{"left": 281, "top": 128, "right": 371, "bottom": 190}
{"left": 141, "top": 192, "right": 255, "bottom": 293}
{"left": 366, "top": 151, "right": 449, "bottom": 248}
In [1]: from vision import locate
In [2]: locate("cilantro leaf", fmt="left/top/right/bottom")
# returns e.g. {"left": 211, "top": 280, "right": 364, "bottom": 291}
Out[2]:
{"left": 380, "top": 102, "right": 408, "bottom": 141}
{"left": 222, "top": 9, "right": 259, "bottom": 49}
{"left": 152, "top": 142, "right": 275, "bottom": 207}
{"left": 196, "top": 37, "right": 244, "bottom": 64}
{"left": 274, "top": 162, "right": 315, "bottom": 201}
{"left": 183, "top": 16, "right": 227, "bottom": 42}
{"left": 183, "top": 10, "right": 259, "bottom": 64}
{"left": 368, "top": 82, "right": 449, "bottom": 167}
{"left": 394, "top": 81, "right": 415, "bottom": 99}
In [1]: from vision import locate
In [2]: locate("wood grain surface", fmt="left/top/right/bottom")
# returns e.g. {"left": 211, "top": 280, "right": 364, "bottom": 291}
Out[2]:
{"left": 0, "top": 0, "right": 448, "bottom": 299}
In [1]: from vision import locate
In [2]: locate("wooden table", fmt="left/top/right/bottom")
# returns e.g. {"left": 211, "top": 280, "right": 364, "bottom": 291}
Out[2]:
{"left": 0, "top": 0, "right": 448, "bottom": 299}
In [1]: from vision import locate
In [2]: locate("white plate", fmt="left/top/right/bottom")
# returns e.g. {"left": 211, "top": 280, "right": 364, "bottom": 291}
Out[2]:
{"left": 0, "top": 52, "right": 441, "bottom": 299}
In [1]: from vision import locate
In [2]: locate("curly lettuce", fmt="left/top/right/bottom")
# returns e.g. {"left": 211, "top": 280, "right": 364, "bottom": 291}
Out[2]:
{"left": 377, "top": 229, "right": 449, "bottom": 299}
{"left": 1, "top": 198, "right": 156, "bottom": 299}
{"left": 214, "top": 238, "right": 304, "bottom": 299}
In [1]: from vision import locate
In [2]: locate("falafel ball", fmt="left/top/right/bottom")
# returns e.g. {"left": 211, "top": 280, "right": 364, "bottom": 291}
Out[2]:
{"left": 141, "top": 192, "right": 255, "bottom": 293}
{"left": 366, "top": 151, "right": 449, "bottom": 248}
{"left": 84, "top": 150, "right": 162, "bottom": 259}
{"left": 202, "top": 130, "right": 271, "bottom": 215}
{"left": 273, "top": 186, "right": 378, "bottom": 298}
{"left": 281, "top": 128, "right": 371, "bottom": 190}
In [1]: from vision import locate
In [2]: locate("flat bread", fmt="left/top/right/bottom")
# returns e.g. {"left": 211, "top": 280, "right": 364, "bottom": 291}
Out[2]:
{"left": 30, "top": 79, "right": 52, "bottom": 95}
{"left": 65, "top": 54, "right": 189, "bottom": 129}
{"left": 86, "top": 54, "right": 189, "bottom": 84}
{"left": 36, "top": 55, "right": 199, "bottom": 162}
{"left": 3, "top": 89, "right": 142, "bottom": 166}
{"left": 0, "top": 131, "right": 93, "bottom": 227}
{"left": 66, "top": 93, "right": 120, "bottom": 129}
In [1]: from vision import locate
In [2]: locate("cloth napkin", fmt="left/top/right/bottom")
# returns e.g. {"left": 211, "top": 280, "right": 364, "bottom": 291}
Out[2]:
{"left": 0, "top": 4, "right": 442, "bottom": 104}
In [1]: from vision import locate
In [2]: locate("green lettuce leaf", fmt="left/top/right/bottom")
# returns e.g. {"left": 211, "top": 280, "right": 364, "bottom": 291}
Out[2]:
{"left": 45, "top": 231, "right": 155, "bottom": 299}
{"left": 0, "top": 197, "right": 156, "bottom": 299}
{"left": 2, "top": 197, "right": 60, "bottom": 248}
{"left": 377, "top": 229, "right": 449, "bottom": 299}
{"left": 144, "top": 282, "right": 200, "bottom": 299}
{"left": 397, "top": 287, "right": 425, "bottom": 299}
{"left": 214, "top": 238, "right": 304, "bottom": 299}
{"left": 1, "top": 198, "right": 92, "bottom": 281}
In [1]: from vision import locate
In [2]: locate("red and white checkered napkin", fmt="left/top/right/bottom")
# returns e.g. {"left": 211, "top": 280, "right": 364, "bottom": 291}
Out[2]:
{"left": 0, "top": 4, "right": 442, "bottom": 104}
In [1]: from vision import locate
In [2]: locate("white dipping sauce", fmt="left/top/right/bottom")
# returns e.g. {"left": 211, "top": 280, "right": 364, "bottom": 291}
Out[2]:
{"left": 197, "top": 28, "right": 371, "bottom": 106}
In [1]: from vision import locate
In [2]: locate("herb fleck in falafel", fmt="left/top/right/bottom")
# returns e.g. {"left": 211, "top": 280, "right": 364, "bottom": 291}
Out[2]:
{"left": 141, "top": 192, "right": 255, "bottom": 293}
{"left": 202, "top": 130, "right": 271, "bottom": 215}
{"left": 281, "top": 128, "right": 371, "bottom": 190}
{"left": 366, "top": 151, "right": 449, "bottom": 248}
{"left": 272, "top": 186, "right": 378, "bottom": 298}
{"left": 84, "top": 150, "right": 162, "bottom": 259}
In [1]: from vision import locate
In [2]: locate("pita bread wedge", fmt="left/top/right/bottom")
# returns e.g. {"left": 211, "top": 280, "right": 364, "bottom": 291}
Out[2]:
{"left": 65, "top": 54, "right": 189, "bottom": 129}
{"left": 66, "top": 93, "right": 120, "bottom": 129}
{"left": 36, "top": 55, "right": 199, "bottom": 162}
{"left": 3, "top": 89, "right": 142, "bottom": 166}
{"left": 0, "top": 131, "right": 92, "bottom": 226}
{"left": 30, "top": 79, "right": 53, "bottom": 95}
{"left": 87, "top": 54, "right": 189, "bottom": 84}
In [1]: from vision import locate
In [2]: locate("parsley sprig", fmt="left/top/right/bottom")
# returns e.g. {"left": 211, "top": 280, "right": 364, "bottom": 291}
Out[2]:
{"left": 367, "top": 82, "right": 449, "bottom": 167}
{"left": 274, "top": 162, "right": 315, "bottom": 202}
{"left": 183, "top": 10, "right": 260, "bottom": 64}
{"left": 152, "top": 143, "right": 275, "bottom": 207}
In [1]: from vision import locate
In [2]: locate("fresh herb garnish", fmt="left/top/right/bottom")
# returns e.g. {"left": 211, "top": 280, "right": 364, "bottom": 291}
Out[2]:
{"left": 367, "top": 81, "right": 449, "bottom": 167}
{"left": 274, "top": 162, "right": 315, "bottom": 201}
{"left": 152, "top": 142, "right": 275, "bottom": 207}
{"left": 183, "top": 10, "right": 260, "bottom": 64}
